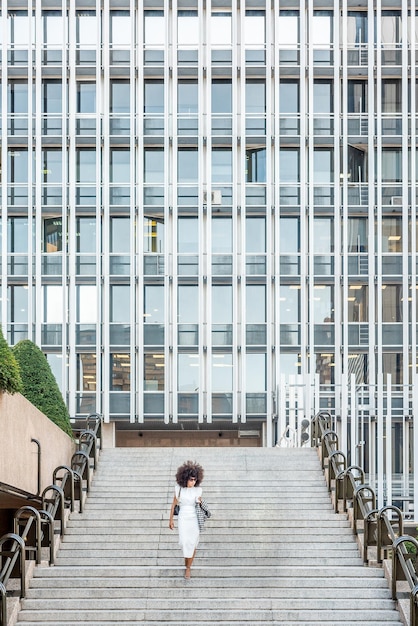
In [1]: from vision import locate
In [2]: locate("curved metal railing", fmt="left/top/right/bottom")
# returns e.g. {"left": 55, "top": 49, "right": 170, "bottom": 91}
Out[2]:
{"left": 0, "top": 413, "right": 102, "bottom": 626}
{"left": 312, "top": 410, "right": 418, "bottom": 625}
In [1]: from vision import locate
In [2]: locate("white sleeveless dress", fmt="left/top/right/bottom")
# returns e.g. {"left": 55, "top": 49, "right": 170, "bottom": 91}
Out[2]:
{"left": 175, "top": 484, "right": 202, "bottom": 558}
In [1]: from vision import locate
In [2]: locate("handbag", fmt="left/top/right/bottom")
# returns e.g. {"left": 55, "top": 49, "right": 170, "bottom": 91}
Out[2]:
{"left": 173, "top": 488, "right": 181, "bottom": 515}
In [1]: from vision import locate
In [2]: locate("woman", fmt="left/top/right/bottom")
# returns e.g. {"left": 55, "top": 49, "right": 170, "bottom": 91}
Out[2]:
{"left": 169, "top": 460, "right": 204, "bottom": 579}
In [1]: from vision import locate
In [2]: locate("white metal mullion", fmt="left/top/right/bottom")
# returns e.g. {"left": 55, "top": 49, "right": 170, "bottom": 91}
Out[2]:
{"left": 414, "top": 373, "right": 418, "bottom": 511}
{"left": 236, "top": 3, "right": 245, "bottom": 427}
{"left": 333, "top": 0, "right": 341, "bottom": 399}
{"left": 401, "top": 0, "right": 409, "bottom": 399}
{"left": 59, "top": 0, "right": 69, "bottom": 407}
{"left": 234, "top": 7, "right": 242, "bottom": 427}
{"left": 306, "top": 0, "right": 314, "bottom": 377}
{"left": 129, "top": 0, "right": 136, "bottom": 423}
{"left": 136, "top": 3, "right": 145, "bottom": 424}
{"left": 375, "top": 0, "right": 383, "bottom": 396}
{"left": 299, "top": 0, "right": 308, "bottom": 377}
{"left": 1, "top": 9, "right": 8, "bottom": 332}
{"left": 32, "top": 4, "right": 40, "bottom": 347}
{"left": 201, "top": 2, "right": 210, "bottom": 424}
{"left": 67, "top": 0, "right": 77, "bottom": 417}
{"left": 102, "top": 0, "right": 110, "bottom": 422}
{"left": 273, "top": 4, "right": 280, "bottom": 417}
{"left": 263, "top": 0, "right": 273, "bottom": 445}
{"left": 376, "top": 372, "right": 384, "bottom": 505}
{"left": 386, "top": 373, "right": 392, "bottom": 505}
{"left": 407, "top": 0, "right": 417, "bottom": 501}
{"left": 169, "top": 0, "right": 177, "bottom": 424}
{"left": 341, "top": 0, "right": 349, "bottom": 433}
{"left": 367, "top": 0, "right": 376, "bottom": 400}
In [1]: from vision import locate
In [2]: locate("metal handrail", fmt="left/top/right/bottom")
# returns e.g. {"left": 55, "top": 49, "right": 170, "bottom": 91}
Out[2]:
{"left": 13, "top": 507, "right": 42, "bottom": 565}
{"left": 71, "top": 451, "right": 91, "bottom": 493}
{"left": 41, "top": 485, "right": 65, "bottom": 537}
{"left": 342, "top": 465, "right": 364, "bottom": 511}
{"left": 377, "top": 505, "right": 403, "bottom": 564}
{"left": 392, "top": 536, "right": 418, "bottom": 626}
{"left": 0, "top": 413, "right": 103, "bottom": 626}
{"left": 311, "top": 410, "right": 418, "bottom": 622}
{"left": 0, "top": 534, "right": 26, "bottom": 599}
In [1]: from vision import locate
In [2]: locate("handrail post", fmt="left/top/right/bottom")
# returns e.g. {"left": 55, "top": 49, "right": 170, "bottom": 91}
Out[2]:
{"left": 0, "top": 581, "right": 7, "bottom": 626}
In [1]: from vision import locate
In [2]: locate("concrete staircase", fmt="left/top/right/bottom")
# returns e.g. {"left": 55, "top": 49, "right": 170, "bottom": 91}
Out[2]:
{"left": 15, "top": 447, "right": 403, "bottom": 625}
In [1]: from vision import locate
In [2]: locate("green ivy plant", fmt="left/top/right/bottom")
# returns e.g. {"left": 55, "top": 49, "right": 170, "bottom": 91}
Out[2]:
{"left": 13, "top": 340, "right": 73, "bottom": 438}
{"left": 0, "top": 325, "right": 23, "bottom": 395}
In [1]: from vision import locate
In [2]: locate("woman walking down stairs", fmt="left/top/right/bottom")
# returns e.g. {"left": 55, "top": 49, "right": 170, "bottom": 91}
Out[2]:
{"left": 15, "top": 447, "right": 403, "bottom": 625}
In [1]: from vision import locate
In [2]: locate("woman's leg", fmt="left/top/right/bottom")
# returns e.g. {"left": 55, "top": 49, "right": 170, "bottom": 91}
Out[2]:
{"left": 184, "top": 557, "right": 192, "bottom": 578}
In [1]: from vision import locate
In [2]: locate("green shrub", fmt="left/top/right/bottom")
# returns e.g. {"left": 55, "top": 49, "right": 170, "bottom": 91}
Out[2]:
{"left": 0, "top": 325, "right": 22, "bottom": 394}
{"left": 13, "top": 340, "right": 73, "bottom": 437}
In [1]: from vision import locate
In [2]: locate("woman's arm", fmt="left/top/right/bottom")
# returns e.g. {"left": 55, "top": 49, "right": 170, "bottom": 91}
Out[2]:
{"left": 169, "top": 494, "right": 177, "bottom": 530}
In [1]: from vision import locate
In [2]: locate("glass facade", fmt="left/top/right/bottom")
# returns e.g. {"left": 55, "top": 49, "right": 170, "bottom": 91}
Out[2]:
{"left": 1, "top": 1, "right": 417, "bottom": 446}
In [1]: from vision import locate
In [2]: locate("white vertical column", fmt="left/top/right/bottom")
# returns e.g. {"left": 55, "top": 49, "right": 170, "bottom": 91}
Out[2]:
{"left": 386, "top": 373, "right": 392, "bottom": 506}
{"left": 377, "top": 373, "right": 384, "bottom": 507}
{"left": 1, "top": 9, "right": 7, "bottom": 332}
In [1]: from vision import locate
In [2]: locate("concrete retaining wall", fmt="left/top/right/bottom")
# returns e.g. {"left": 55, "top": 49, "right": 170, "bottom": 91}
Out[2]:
{"left": 0, "top": 392, "right": 75, "bottom": 495}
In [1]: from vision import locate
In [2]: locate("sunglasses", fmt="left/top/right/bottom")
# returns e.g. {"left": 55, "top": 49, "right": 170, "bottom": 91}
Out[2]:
{"left": 188, "top": 477, "right": 197, "bottom": 482}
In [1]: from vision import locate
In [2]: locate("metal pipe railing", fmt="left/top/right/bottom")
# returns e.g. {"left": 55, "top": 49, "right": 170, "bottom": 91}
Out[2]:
{"left": 311, "top": 410, "right": 418, "bottom": 624}
{"left": 0, "top": 413, "right": 103, "bottom": 626}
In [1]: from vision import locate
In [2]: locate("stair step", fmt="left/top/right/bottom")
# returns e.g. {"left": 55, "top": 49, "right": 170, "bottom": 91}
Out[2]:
{"left": 14, "top": 448, "right": 402, "bottom": 626}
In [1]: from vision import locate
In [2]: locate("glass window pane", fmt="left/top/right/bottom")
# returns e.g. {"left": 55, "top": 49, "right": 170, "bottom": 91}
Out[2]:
{"left": 212, "top": 354, "right": 233, "bottom": 390}
{"left": 246, "top": 286, "right": 266, "bottom": 323}
{"left": 178, "top": 286, "right": 198, "bottom": 323}
{"left": 212, "top": 149, "right": 232, "bottom": 182}
{"left": 313, "top": 285, "right": 334, "bottom": 322}
{"left": 77, "top": 12, "right": 97, "bottom": 45}
{"left": 77, "top": 83, "right": 96, "bottom": 113}
{"left": 111, "top": 285, "right": 130, "bottom": 322}
{"left": 111, "top": 218, "right": 130, "bottom": 253}
{"left": 278, "top": 13, "right": 299, "bottom": 45}
{"left": 212, "top": 286, "right": 232, "bottom": 323}
{"left": 178, "top": 218, "right": 198, "bottom": 253}
{"left": 144, "top": 12, "right": 164, "bottom": 46}
{"left": 144, "top": 216, "right": 164, "bottom": 253}
{"left": 8, "top": 217, "right": 29, "bottom": 253}
{"left": 212, "top": 218, "right": 232, "bottom": 253}
{"left": 178, "top": 82, "right": 198, "bottom": 114}
{"left": 111, "top": 12, "right": 130, "bottom": 45}
{"left": 211, "top": 13, "right": 232, "bottom": 45}
{"left": 178, "top": 11, "right": 199, "bottom": 46}
{"left": 145, "top": 81, "right": 164, "bottom": 113}
{"left": 246, "top": 81, "right": 265, "bottom": 114}
{"left": 43, "top": 81, "right": 62, "bottom": 113}
{"left": 77, "top": 218, "right": 96, "bottom": 253}
{"left": 280, "top": 286, "right": 300, "bottom": 324}
{"left": 144, "top": 286, "right": 164, "bottom": 323}
{"left": 279, "top": 82, "right": 299, "bottom": 113}
{"left": 178, "top": 354, "right": 199, "bottom": 391}
{"left": 246, "top": 354, "right": 266, "bottom": 391}
{"left": 178, "top": 149, "right": 198, "bottom": 183}
{"left": 76, "top": 150, "right": 96, "bottom": 183}
{"left": 212, "top": 81, "right": 232, "bottom": 114}
{"left": 280, "top": 218, "right": 300, "bottom": 253}
{"left": 144, "top": 149, "right": 164, "bottom": 183}
{"left": 244, "top": 11, "right": 265, "bottom": 45}
{"left": 246, "top": 218, "right": 266, "bottom": 253}
{"left": 43, "top": 285, "right": 63, "bottom": 323}
{"left": 78, "top": 285, "right": 97, "bottom": 323}
{"left": 111, "top": 81, "right": 130, "bottom": 113}
{"left": 280, "top": 149, "right": 299, "bottom": 182}
{"left": 110, "top": 149, "right": 130, "bottom": 183}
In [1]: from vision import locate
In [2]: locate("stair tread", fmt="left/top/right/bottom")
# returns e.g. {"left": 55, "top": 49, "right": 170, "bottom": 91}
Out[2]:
{"left": 14, "top": 448, "right": 403, "bottom": 626}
